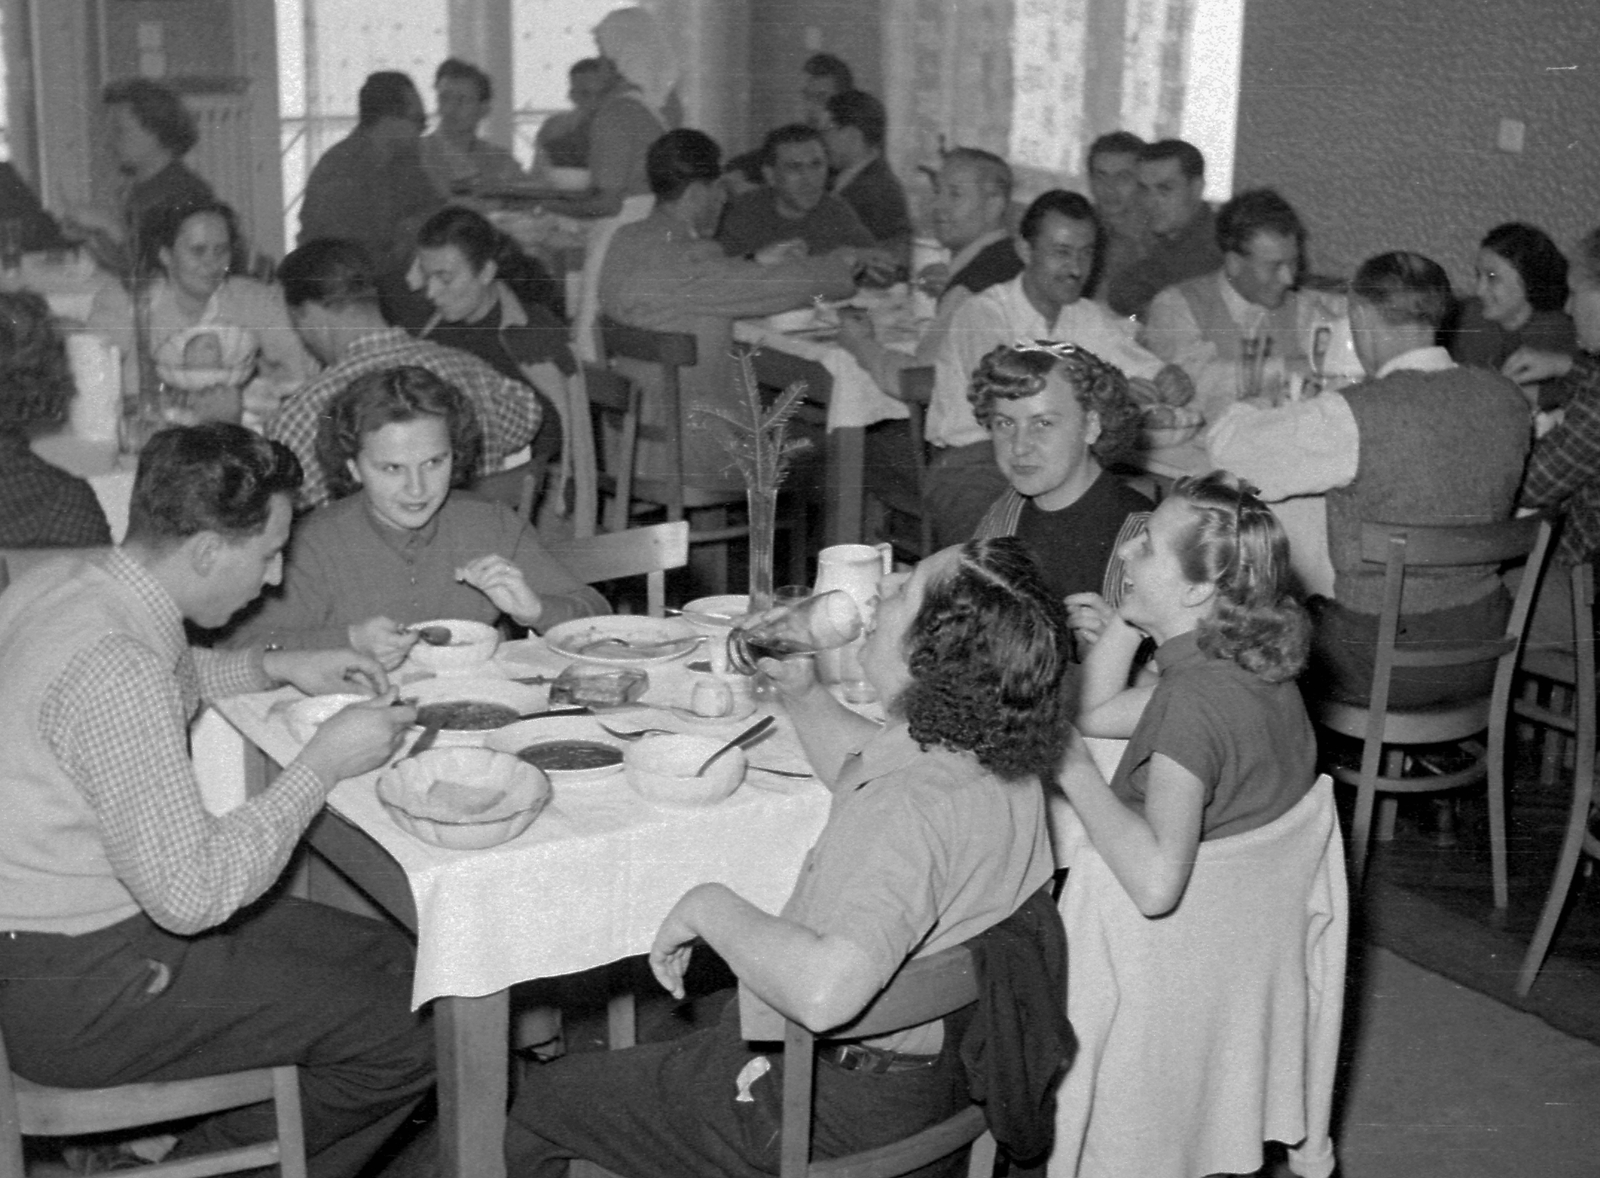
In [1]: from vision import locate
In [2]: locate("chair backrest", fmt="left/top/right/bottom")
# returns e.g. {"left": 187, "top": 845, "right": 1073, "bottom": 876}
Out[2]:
{"left": 599, "top": 317, "right": 698, "bottom": 518}
{"left": 779, "top": 942, "right": 988, "bottom": 1178}
{"left": 1360, "top": 516, "right": 1554, "bottom": 727}
{"left": 546, "top": 520, "right": 690, "bottom": 618}
{"left": 898, "top": 365, "right": 936, "bottom": 559}
{"left": 0, "top": 1022, "right": 307, "bottom": 1178}
{"left": 582, "top": 362, "right": 643, "bottom": 534}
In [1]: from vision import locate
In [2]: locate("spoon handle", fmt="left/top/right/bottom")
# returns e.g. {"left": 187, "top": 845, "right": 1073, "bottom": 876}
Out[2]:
{"left": 695, "top": 715, "right": 776, "bottom": 776}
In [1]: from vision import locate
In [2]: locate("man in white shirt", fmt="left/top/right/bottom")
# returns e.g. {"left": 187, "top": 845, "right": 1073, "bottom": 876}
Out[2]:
{"left": 1142, "top": 188, "right": 1320, "bottom": 423}
{"left": 927, "top": 190, "right": 1188, "bottom": 546}
{"left": 1208, "top": 251, "right": 1529, "bottom": 709}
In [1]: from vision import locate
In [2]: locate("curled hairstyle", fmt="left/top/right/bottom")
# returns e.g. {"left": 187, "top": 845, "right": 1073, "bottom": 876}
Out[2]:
{"left": 0, "top": 292, "right": 75, "bottom": 435}
{"left": 126, "top": 423, "right": 302, "bottom": 547}
{"left": 1481, "top": 222, "right": 1570, "bottom": 313}
{"left": 899, "top": 537, "right": 1075, "bottom": 782}
{"left": 136, "top": 198, "right": 246, "bottom": 280}
{"left": 279, "top": 239, "right": 381, "bottom": 310}
{"left": 1168, "top": 471, "right": 1310, "bottom": 683}
{"left": 1350, "top": 250, "right": 1452, "bottom": 329}
{"left": 317, "top": 366, "right": 482, "bottom": 501}
{"left": 102, "top": 78, "right": 198, "bottom": 157}
{"left": 967, "top": 341, "right": 1140, "bottom": 469}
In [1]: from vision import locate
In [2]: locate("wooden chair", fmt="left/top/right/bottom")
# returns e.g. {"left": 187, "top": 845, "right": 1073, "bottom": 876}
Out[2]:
{"left": 545, "top": 520, "right": 689, "bottom": 619}
{"left": 778, "top": 941, "right": 995, "bottom": 1178}
{"left": 580, "top": 362, "right": 642, "bottom": 535}
{"left": 0, "top": 1027, "right": 307, "bottom": 1178}
{"left": 597, "top": 317, "right": 750, "bottom": 593}
{"left": 1516, "top": 562, "right": 1598, "bottom": 995}
{"left": 863, "top": 365, "right": 935, "bottom": 563}
{"left": 1311, "top": 517, "right": 1554, "bottom": 904}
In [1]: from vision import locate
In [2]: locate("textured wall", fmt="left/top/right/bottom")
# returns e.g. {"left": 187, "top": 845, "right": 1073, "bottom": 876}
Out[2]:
{"left": 1234, "top": 0, "right": 1600, "bottom": 285}
{"left": 744, "top": 0, "right": 883, "bottom": 158}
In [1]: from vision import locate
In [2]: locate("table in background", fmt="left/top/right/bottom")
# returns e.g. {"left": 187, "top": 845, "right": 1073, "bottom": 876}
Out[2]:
{"left": 214, "top": 638, "right": 833, "bottom": 1178}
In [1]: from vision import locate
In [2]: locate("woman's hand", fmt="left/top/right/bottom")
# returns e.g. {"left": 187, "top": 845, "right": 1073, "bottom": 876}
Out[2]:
{"left": 349, "top": 616, "right": 419, "bottom": 670}
{"left": 1503, "top": 347, "right": 1574, "bottom": 388}
{"left": 1064, "top": 591, "right": 1116, "bottom": 649}
{"left": 757, "top": 653, "right": 821, "bottom": 702}
{"left": 457, "top": 555, "right": 544, "bottom": 628}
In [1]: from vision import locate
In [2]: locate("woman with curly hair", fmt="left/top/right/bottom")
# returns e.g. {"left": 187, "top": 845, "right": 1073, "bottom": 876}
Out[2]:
{"left": 505, "top": 537, "right": 1073, "bottom": 1177}
{"left": 1068, "top": 470, "right": 1314, "bottom": 914}
{"left": 970, "top": 340, "right": 1152, "bottom": 613}
{"left": 229, "top": 365, "right": 603, "bottom": 663}
{"left": 0, "top": 292, "right": 112, "bottom": 547}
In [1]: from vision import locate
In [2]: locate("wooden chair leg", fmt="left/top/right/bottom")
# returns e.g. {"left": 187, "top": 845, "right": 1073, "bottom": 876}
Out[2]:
{"left": 1377, "top": 748, "right": 1403, "bottom": 842}
{"left": 1488, "top": 723, "right": 1510, "bottom": 911}
{"left": 1518, "top": 785, "right": 1596, "bottom": 995}
{"left": 1350, "top": 763, "right": 1379, "bottom": 893}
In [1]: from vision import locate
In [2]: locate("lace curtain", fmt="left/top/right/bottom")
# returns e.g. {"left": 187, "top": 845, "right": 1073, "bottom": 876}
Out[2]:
{"left": 883, "top": 0, "right": 1226, "bottom": 207}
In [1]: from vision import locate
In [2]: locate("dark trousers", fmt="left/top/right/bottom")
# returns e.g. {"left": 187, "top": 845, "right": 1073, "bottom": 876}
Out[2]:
{"left": 505, "top": 998, "right": 968, "bottom": 1178}
{"left": 0, "top": 898, "right": 435, "bottom": 1178}
{"left": 1307, "top": 589, "right": 1511, "bottom": 710}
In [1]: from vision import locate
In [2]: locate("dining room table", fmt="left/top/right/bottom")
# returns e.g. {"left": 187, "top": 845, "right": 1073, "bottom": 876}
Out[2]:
{"left": 734, "top": 285, "right": 922, "bottom": 548}
{"left": 211, "top": 627, "right": 841, "bottom": 1178}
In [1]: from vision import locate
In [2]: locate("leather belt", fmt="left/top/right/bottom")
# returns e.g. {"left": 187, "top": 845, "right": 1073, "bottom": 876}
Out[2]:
{"left": 818, "top": 1043, "right": 941, "bottom": 1074}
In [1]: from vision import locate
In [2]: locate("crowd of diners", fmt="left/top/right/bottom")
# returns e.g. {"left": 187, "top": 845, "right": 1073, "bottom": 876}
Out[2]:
{"left": 0, "top": 6, "right": 1595, "bottom": 1176}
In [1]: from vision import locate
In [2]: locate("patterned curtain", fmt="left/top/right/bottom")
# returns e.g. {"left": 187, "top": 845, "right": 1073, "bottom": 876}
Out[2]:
{"left": 883, "top": 0, "right": 1219, "bottom": 206}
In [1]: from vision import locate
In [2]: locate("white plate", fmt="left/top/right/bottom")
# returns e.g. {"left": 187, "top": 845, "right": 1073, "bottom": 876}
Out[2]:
{"left": 679, "top": 594, "right": 751, "bottom": 629}
{"left": 544, "top": 617, "right": 704, "bottom": 665}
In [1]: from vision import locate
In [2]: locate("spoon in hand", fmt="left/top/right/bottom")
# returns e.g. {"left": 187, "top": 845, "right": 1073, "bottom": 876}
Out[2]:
{"left": 695, "top": 715, "right": 776, "bottom": 776}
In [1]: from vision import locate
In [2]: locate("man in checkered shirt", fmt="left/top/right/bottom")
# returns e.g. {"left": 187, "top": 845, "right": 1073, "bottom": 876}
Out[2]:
{"left": 269, "top": 237, "right": 542, "bottom": 511}
{"left": 0, "top": 424, "right": 434, "bottom": 1176}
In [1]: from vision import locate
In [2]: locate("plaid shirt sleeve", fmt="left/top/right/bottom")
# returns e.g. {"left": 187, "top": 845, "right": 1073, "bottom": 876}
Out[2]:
{"left": 426, "top": 348, "right": 542, "bottom": 475}
{"left": 41, "top": 635, "right": 327, "bottom": 935}
{"left": 266, "top": 367, "right": 338, "bottom": 510}
{"left": 1522, "top": 353, "right": 1600, "bottom": 510}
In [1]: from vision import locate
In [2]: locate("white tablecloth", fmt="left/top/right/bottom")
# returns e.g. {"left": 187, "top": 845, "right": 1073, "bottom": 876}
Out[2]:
{"left": 213, "top": 638, "right": 833, "bottom": 1008}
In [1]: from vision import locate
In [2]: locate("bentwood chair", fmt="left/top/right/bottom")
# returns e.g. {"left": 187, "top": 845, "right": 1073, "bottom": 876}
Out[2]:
{"left": 1516, "top": 562, "right": 1598, "bottom": 995}
{"left": 545, "top": 520, "right": 690, "bottom": 620}
{"left": 0, "top": 1027, "right": 307, "bottom": 1178}
{"left": 1311, "top": 516, "right": 1554, "bottom": 904}
{"left": 863, "top": 365, "right": 937, "bottom": 563}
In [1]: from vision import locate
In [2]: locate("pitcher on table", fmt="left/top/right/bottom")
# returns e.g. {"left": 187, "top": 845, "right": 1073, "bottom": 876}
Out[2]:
{"left": 813, "top": 542, "right": 893, "bottom": 698}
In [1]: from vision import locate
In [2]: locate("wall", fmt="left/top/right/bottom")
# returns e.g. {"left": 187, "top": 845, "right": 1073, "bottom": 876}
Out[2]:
{"left": 743, "top": 0, "right": 880, "bottom": 157}
{"left": 1233, "top": 0, "right": 1600, "bottom": 284}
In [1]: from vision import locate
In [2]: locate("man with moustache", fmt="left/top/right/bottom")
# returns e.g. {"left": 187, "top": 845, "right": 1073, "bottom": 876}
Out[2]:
{"left": 928, "top": 190, "right": 1187, "bottom": 546}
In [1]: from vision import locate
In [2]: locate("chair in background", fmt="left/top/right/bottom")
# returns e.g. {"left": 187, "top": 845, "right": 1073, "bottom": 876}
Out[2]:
{"left": 0, "top": 1027, "right": 307, "bottom": 1178}
{"left": 596, "top": 318, "right": 750, "bottom": 594}
{"left": 777, "top": 942, "right": 995, "bottom": 1178}
{"left": 1311, "top": 517, "right": 1553, "bottom": 904}
{"left": 864, "top": 365, "right": 935, "bottom": 563}
{"left": 580, "top": 363, "right": 642, "bottom": 535}
{"left": 546, "top": 520, "right": 690, "bottom": 619}
{"left": 1516, "top": 562, "right": 1597, "bottom": 995}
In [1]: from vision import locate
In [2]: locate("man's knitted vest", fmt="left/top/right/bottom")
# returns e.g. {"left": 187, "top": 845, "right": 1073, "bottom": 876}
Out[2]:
{"left": 0, "top": 554, "right": 185, "bottom": 934}
{"left": 1329, "top": 367, "right": 1529, "bottom": 616}
{"left": 1174, "top": 270, "right": 1308, "bottom": 375}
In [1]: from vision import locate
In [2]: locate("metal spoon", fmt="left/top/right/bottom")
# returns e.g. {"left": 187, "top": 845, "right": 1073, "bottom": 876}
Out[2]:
{"left": 403, "top": 720, "right": 444, "bottom": 760}
{"left": 410, "top": 625, "right": 453, "bottom": 646}
{"left": 695, "top": 715, "right": 776, "bottom": 776}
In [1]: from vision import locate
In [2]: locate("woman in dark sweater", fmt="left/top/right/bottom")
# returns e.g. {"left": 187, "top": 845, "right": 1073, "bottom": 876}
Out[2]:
{"left": 0, "top": 293, "right": 112, "bottom": 549}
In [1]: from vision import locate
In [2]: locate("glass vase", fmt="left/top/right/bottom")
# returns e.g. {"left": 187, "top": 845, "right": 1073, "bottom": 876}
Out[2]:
{"left": 746, "top": 485, "right": 778, "bottom": 614}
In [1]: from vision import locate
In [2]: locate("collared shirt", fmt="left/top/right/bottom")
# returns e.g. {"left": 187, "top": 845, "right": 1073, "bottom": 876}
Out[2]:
{"left": 1207, "top": 345, "right": 1455, "bottom": 502}
{"left": 267, "top": 328, "right": 541, "bottom": 511}
{"left": 931, "top": 275, "right": 1166, "bottom": 448}
{"left": 31, "top": 550, "right": 324, "bottom": 934}
{"left": 1522, "top": 351, "right": 1600, "bottom": 566}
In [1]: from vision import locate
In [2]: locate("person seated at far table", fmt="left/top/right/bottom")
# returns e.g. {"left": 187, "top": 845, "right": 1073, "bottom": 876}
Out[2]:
{"left": 723, "top": 52, "right": 855, "bottom": 193}
{"left": 0, "top": 291, "right": 112, "bottom": 548}
{"left": 504, "top": 536, "right": 1074, "bottom": 1178}
{"left": 1445, "top": 221, "right": 1577, "bottom": 410}
{"left": 819, "top": 90, "right": 914, "bottom": 266}
{"left": 269, "top": 238, "right": 542, "bottom": 511}
{"left": 1208, "top": 250, "right": 1530, "bottom": 709}
{"left": 599, "top": 128, "right": 863, "bottom": 487}
{"left": 0, "top": 422, "right": 433, "bottom": 1178}
{"left": 929, "top": 190, "right": 1190, "bottom": 548}
{"left": 533, "top": 57, "right": 615, "bottom": 176}
{"left": 1141, "top": 188, "right": 1319, "bottom": 423}
{"left": 1084, "top": 131, "right": 1150, "bottom": 304}
{"left": 420, "top": 57, "right": 526, "bottom": 199}
{"left": 1104, "top": 139, "right": 1223, "bottom": 320}
{"left": 716, "top": 124, "right": 878, "bottom": 261}
{"left": 231, "top": 366, "right": 603, "bottom": 666}
{"left": 970, "top": 342, "right": 1151, "bottom": 613}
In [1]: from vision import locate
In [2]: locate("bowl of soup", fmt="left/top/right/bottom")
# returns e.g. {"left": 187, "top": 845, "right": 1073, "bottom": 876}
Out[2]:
{"left": 376, "top": 746, "right": 550, "bottom": 850}
{"left": 407, "top": 618, "right": 500, "bottom": 674}
{"left": 625, "top": 733, "right": 746, "bottom": 807}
